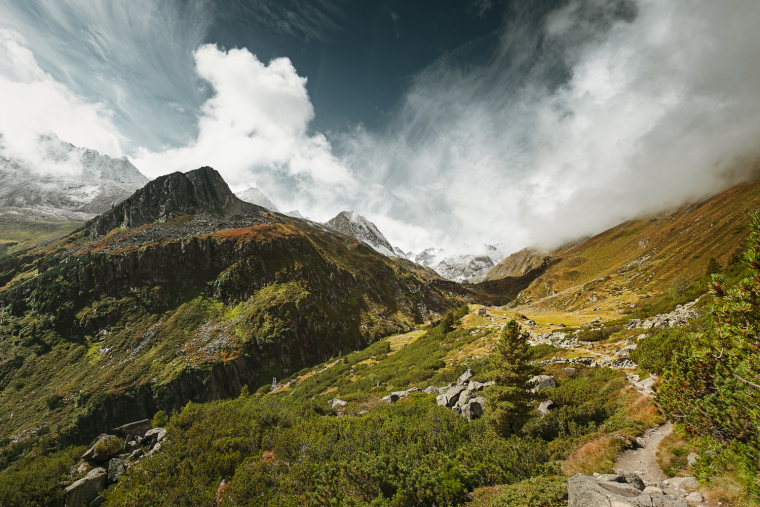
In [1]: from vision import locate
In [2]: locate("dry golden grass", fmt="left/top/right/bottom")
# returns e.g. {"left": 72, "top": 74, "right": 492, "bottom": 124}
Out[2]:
{"left": 386, "top": 329, "right": 425, "bottom": 353}
{"left": 562, "top": 434, "right": 620, "bottom": 476}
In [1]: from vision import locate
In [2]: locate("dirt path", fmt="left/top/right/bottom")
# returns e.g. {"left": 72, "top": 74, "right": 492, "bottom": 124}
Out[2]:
{"left": 615, "top": 421, "right": 673, "bottom": 484}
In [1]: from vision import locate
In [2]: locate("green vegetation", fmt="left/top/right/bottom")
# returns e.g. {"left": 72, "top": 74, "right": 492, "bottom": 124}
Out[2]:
{"left": 635, "top": 213, "right": 760, "bottom": 503}
{"left": 0, "top": 446, "right": 85, "bottom": 507}
{"left": 494, "top": 475, "right": 567, "bottom": 507}
{"left": 488, "top": 320, "right": 537, "bottom": 436}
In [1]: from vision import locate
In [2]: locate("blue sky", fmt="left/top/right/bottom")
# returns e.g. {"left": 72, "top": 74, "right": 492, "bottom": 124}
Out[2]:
{"left": 1, "top": 0, "right": 760, "bottom": 254}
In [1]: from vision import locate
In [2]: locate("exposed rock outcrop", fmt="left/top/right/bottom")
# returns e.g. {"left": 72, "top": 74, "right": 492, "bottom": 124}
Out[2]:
{"left": 65, "top": 467, "right": 107, "bottom": 507}
{"left": 568, "top": 474, "right": 688, "bottom": 507}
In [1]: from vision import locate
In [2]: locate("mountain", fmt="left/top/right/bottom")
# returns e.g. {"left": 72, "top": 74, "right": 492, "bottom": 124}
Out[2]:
{"left": 324, "top": 211, "right": 395, "bottom": 256}
{"left": 0, "top": 136, "right": 148, "bottom": 253}
{"left": 486, "top": 248, "right": 552, "bottom": 281}
{"left": 434, "top": 254, "right": 495, "bottom": 283}
{"left": 0, "top": 136, "right": 147, "bottom": 219}
{"left": 0, "top": 167, "right": 464, "bottom": 453}
{"left": 484, "top": 177, "right": 760, "bottom": 317}
{"left": 413, "top": 246, "right": 506, "bottom": 283}
{"left": 236, "top": 186, "right": 279, "bottom": 212}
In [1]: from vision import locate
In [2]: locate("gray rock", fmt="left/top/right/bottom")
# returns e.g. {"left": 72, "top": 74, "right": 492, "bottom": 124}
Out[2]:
{"left": 482, "top": 380, "right": 496, "bottom": 388}
{"left": 616, "top": 344, "right": 638, "bottom": 358}
{"left": 538, "top": 400, "right": 554, "bottom": 416}
{"left": 112, "top": 419, "right": 152, "bottom": 438}
{"left": 467, "top": 380, "right": 486, "bottom": 391}
{"left": 563, "top": 367, "right": 578, "bottom": 377}
{"left": 143, "top": 428, "right": 167, "bottom": 447}
{"left": 568, "top": 474, "right": 688, "bottom": 507}
{"left": 436, "top": 384, "right": 466, "bottom": 408}
{"left": 527, "top": 374, "right": 557, "bottom": 392}
{"left": 65, "top": 467, "right": 107, "bottom": 507}
{"left": 685, "top": 492, "right": 703, "bottom": 505}
{"left": 423, "top": 385, "right": 441, "bottom": 395}
{"left": 687, "top": 452, "right": 698, "bottom": 467}
{"left": 89, "top": 496, "right": 106, "bottom": 506}
{"left": 643, "top": 486, "right": 664, "bottom": 496}
{"left": 461, "top": 399, "right": 484, "bottom": 420}
{"left": 81, "top": 435, "right": 124, "bottom": 463}
{"left": 457, "top": 369, "right": 475, "bottom": 384}
{"left": 328, "top": 398, "right": 347, "bottom": 410}
{"left": 624, "top": 473, "right": 646, "bottom": 491}
{"left": 597, "top": 474, "right": 624, "bottom": 482}
{"left": 129, "top": 448, "right": 144, "bottom": 460}
{"left": 456, "top": 389, "right": 475, "bottom": 409}
{"left": 663, "top": 477, "right": 699, "bottom": 491}
{"left": 107, "top": 458, "right": 128, "bottom": 484}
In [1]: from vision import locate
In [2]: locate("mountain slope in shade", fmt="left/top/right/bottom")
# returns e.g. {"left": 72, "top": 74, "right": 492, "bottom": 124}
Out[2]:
{"left": 324, "top": 211, "right": 395, "bottom": 256}
{"left": 236, "top": 186, "right": 279, "bottom": 212}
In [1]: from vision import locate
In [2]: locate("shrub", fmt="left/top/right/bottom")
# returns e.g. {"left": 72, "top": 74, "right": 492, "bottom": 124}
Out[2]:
{"left": 151, "top": 410, "right": 169, "bottom": 428}
{"left": 0, "top": 446, "right": 85, "bottom": 507}
{"left": 631, "top": 327, "right": 696, "bottom": 375}
{"left": 495, "top": 475, "right": 567, "bottom": 507}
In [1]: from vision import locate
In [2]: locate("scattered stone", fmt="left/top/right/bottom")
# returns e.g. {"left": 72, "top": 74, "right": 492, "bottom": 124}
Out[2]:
{"left": 643, "top": 486, "right": 664, "bottom": 496}
{"left": 129, "top": 449, "right": 144, "bottom": 460}
{"left": 143, "top": 428, "right": 167, "bottom": 447}
{"left": 477, "top": 308, "right": 487, "bottom": 316}
{"left": 563, "top": 367, "right": 578, "bottom": 377}
{"left": 423, "top": 385, "right": 441, "bottom": 395}
{"left": 107, "top": 458, "right": 128, "bottom": 484}
{"left": 685, "top": 492, "right": 703, "bottom": 505}
{"left": 687, "top": 452, "right": 698, "bottom": 467}
{"left": 624, "top": 473, "right": 646, "bottom": 491}
{"left": 628, "top": 299, "right": 700, "bottom": 330}
{"left": 457, "top": 369, "right": 475, "bottom": 384}
{"left": 81, "top": 435, "right": 124, "bottom": 463}
{"left": 663, "top": 477, "right": 699, "bottom": 491}
{"left": 112, "top": 419, "right": 152, "bottom": 438}
{"left": 456, "top": 389, "right": 475, "bottom": 409}
{"left": 538, "top": 400, "right": 554, "bottom": 416}
{"left": 568, "top": 474, "right": 688, "bottom": 507}
{"left": 436, "top": 385, "right": 466, "bottom": 408}
{"left": 616, "top": 344, "right": 638, "bottom": 358}
{"left": 527, "top": 374, "right": 557, "bottom": 392}
{"left": 65, "top": 467, "right": 107, "bottom": 507}
{"left": 461, "top": 398, "right": 485, "bottom": 420}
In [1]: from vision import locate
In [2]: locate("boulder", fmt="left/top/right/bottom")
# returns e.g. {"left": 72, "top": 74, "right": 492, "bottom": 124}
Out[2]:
{"left": 90, "top": 496, "right": 106, "bottom": 507}
{"left": 538, "top": 400, "right": 554, "bottom": 416}
{"left": 456, "top": 389, "right": 475, "bottom": 409}
{"left": 563, "top": 367, "right": 578, "bottom": 377}
{"left": 461, "top": 398, "right": 485, "bottom": 420}
{"left": 568, "top": 474, "right": 688, "bottom": 507}
{"left": 129, "top": 448, "right": 144, "bottom": 460}
{"left": 424, "top": 385, "right": 442, "bottom": 395}
{"left": 616, "top": 344, "right": 638, "bottom": 358}
{"left": 624, "top": 473, "right": 646, "bottom": 491}
{"left": 436, "top": 385, "right": 466, "bottom": 408}
{"left": 457, "top": 369, "right": 475, "bottom": 384}
{"left": 81, "top": 435, "right": 124, "bottom": 463}
{"left": 527, "top": 375, "right": 557, "bottom": 393}
{"left": 107, "top": 458, "right": 128, "bottom": 484}
{"left": 686, "top": 452, "right": 698, "bottom": 467}
{"left": 685, "top": 492, "right": 703, "bottom": 505}
{"left": 112, "top": 419, "right": 152, "bottom": 438}
{"left": 143, "top": 428, "right": 167, "bottom": 447}
{"left": 65, "top": 467, "right": 107, "bottom": 507}
{"left": 467, "top": 380, "right": 486, "bottom": 391}
{"left": 328, "top": 398, "right": 347, "bottom": 410}
{"left": 643, "top": 486, "right": 664, "bottom": 496}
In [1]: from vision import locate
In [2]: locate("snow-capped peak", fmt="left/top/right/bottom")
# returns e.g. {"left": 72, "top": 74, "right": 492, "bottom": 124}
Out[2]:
{"left": 324, "top": 210, "right": 395, "bottom": 257}
{"left": 236, "top": 186, "right": 279, "bottom": 212}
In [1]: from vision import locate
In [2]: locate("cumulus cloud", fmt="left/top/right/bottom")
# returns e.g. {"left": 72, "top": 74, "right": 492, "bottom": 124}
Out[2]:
{"left": 0, "top": 29, "right": 123, "bottom": 174}
{"left": 133, "top": 45, "right": 357, "bottom": 217}
{"left": 341, "top": 0, "right": 760, "bottom": 254}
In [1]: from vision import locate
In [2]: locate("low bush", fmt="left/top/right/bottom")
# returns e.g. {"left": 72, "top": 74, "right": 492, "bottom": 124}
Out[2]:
{"left": 494, "top": 475, "right": 567, "bottom": 507}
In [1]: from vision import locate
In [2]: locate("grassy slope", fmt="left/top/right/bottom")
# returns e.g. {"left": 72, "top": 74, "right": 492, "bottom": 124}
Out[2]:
{"left": 499, "top": 178, "right": 760, "bottom": 319}
{"left": 0, "top": 217, "right": 82, "bottom": 256}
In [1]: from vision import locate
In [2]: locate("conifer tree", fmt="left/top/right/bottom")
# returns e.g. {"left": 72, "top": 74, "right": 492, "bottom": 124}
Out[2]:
{"left": 488, "top": 319, "right": 538, "bottom": 436}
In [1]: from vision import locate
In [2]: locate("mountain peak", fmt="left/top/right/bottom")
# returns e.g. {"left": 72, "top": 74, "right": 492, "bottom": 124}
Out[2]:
{"left": 86, "top": 166, "right": 247, "bottom": 237}
{"left": 324, "top": 210, "right": 395, "bottom": 256}
{"left": 236, "top": 186, "right": 279, "bottom": 212}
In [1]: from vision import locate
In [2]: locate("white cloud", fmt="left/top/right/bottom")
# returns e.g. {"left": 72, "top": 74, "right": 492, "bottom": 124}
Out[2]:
{"left": 0, "top": 29, "right": 123, "bottom": 174}
{"left": 133, "top": 44, "right": 356, "bottom": 217}
{"left": 340, "top": 0, "right": 760, "bottom": 255}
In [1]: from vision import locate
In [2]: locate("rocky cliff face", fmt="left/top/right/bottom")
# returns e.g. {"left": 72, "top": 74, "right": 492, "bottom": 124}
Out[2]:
{"left": 86, "top": 167, "right": 259, "bottom": 237}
